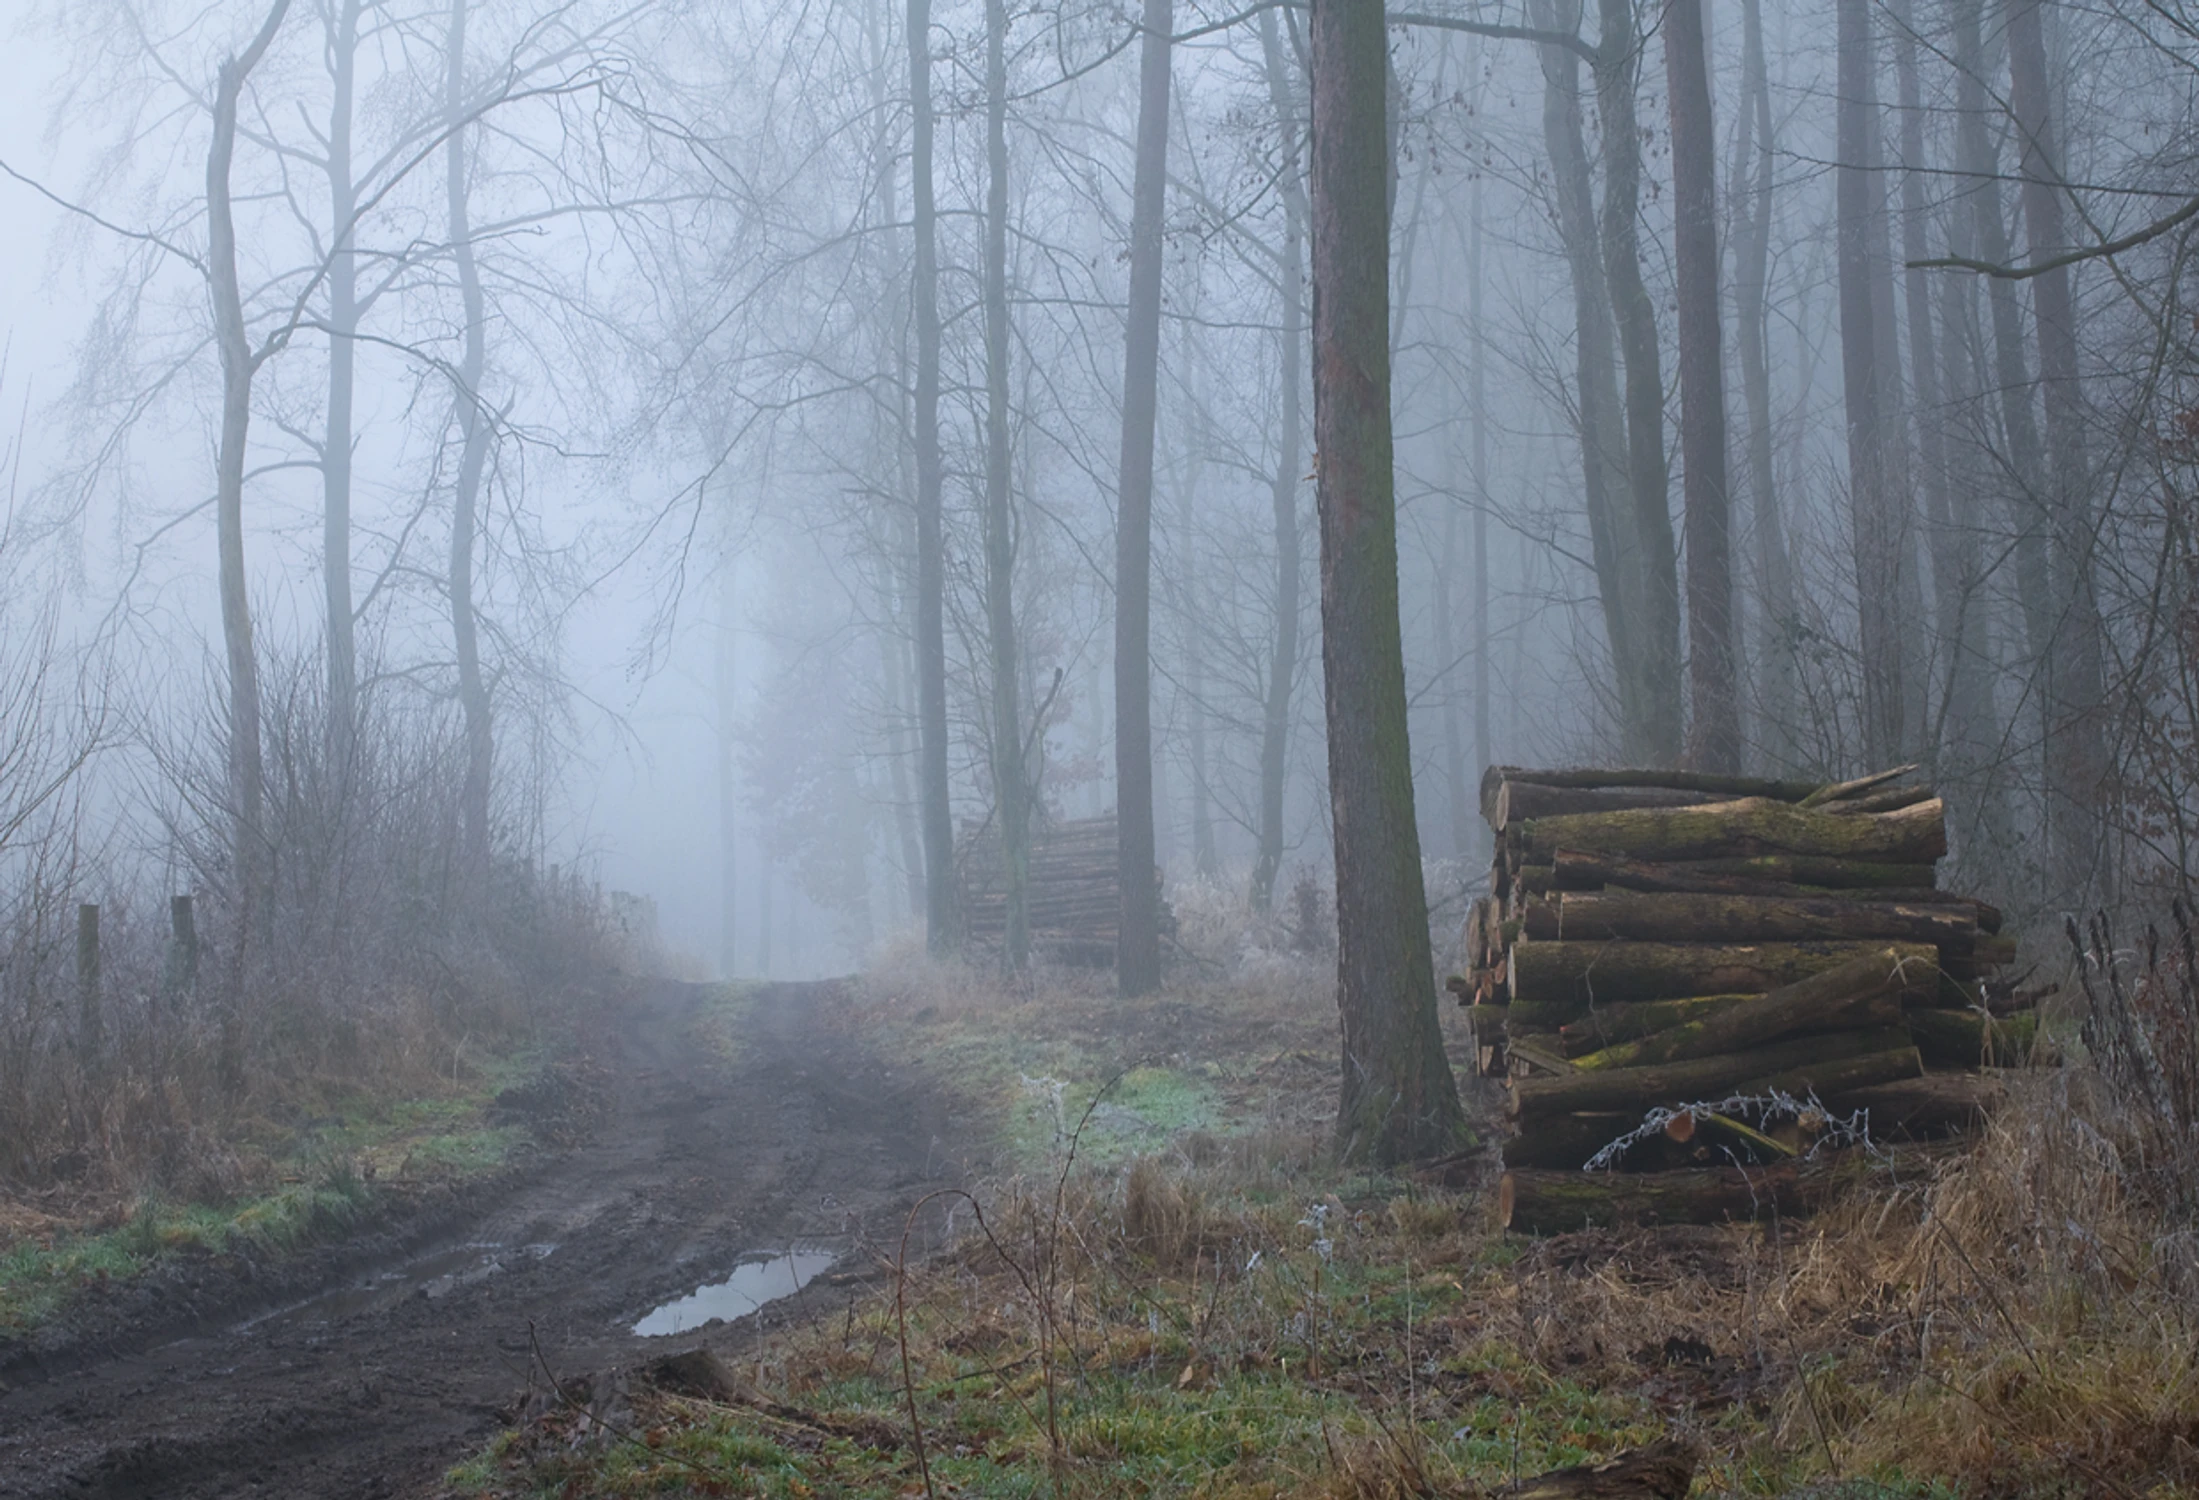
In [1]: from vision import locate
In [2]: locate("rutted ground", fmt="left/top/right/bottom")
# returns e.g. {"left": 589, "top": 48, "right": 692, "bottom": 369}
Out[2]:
{"left": 0, "top": 979, "right": 972, "bottom": 1499}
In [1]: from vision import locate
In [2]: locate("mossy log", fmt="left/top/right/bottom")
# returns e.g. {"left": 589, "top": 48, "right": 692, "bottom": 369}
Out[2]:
{"left": 1500, "top": 1111, "right": 1641, "bottom": 1169}
{"left": 1937, "top": 934, "right": 2019, "bottom": 979}
{"left": 1568, "top": 950, "right": 1924, "bottom": 1071}
{"left": 1826, "top": 1073, "right": 2005, "bottom": 1137}
{"left": 1735, "top": 1043, "right": 1923, "bottom": 1100}
{"left": 1548, "top": 850, "right": 1997, "bottom": 932}
{"left": 1502, "top": 1159, "right": 1821, "bottom": 1234}
{"left": 1501, "top": 1145, "right": 1948, "bottom": 1235}
{"left": 1520, "top": 890, "right": 1977, "bottom": 949}
{"left": 1510, "top": 1026, "right": 1913, "bottom": 1120}
{"left": 1509, "top": 938, "right": 1933, "bottom": 1012}
{"left": 1511, "top": 796, "right": 1946, "bottom": 865}
{"left": 1558, "top": 994, "right": 1754, "bottom": 1055}
{"left": 1492, "top": 781, "right": 1718, "bottom": 829}
{"left": 1904, "top": 1007, "right": 2042, "bottom": 1068}
{"left": 1479, "top": 764, "right": 1819, "bottom": 820}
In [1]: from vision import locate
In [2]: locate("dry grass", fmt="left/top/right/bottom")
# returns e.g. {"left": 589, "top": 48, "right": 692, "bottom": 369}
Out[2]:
{"left": 464, "top": 938, "right": 2199, "bottom": 1499}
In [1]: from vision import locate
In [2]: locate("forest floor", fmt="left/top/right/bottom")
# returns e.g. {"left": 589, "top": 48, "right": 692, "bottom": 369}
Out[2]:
{"left": 10, "top": 961, "right": 2190, "bottom": 1497}
{"left": 443, "top": 958, "right": 2199, "bottom": 1500}
{"left": 0, "top": 978, "right": 972, "bottom": 1499}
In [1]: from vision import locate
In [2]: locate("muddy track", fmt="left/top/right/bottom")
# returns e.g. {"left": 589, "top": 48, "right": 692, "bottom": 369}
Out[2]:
{"left": 0, "top": 979, "right": 973, "bottom": 1499}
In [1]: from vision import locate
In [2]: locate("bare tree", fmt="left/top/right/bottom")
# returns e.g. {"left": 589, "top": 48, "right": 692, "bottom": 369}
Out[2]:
{"left": 1113, "top": 0, "right": 1171, "bottom": 995}
{"left": 1308, "top": 0, "right": 1463, "bottom": 1165}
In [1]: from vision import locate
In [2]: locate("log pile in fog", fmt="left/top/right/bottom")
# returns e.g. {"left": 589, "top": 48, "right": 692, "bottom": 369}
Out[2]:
{"left": 1450, "top": 765, "right": 2041, "bottom": 1235}
{"left": 957, "top": 813, "right": 1173, "bottom": 967}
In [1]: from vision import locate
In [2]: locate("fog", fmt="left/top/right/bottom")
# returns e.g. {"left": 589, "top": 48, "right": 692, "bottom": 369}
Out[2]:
{"left": 1, "top": 0, "right": 2193, "bottom": 995}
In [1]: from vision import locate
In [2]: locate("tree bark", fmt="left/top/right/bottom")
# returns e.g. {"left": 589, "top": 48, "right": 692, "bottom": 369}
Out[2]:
{"left": 2005, "top": 0, "right": 2110, "bottom": 899}
{"left": 1500, "top": 1111, "right": 1638, "bottom": 1169}
{"left": 1951, "top": 0, "right": 2055, "bottom": 777}
{"left": 1534, "top": 0, "right": 1645, "bottom": 754}
{"left": 1113, "top": 0, "right": 1170, "bottom": 995}
{"left": 982, "top": 0, "right": 1027, "bottom": 971}
{"left": 1500, "top": 1152, "right": 1903, "bottom": 1235}
{"left": 1731, "top": 0, "right": 1800, "bottom": 768}
{"left": 446, "top": 0, "right": 493, "bottom": 877}
{"left": 1495, "top": 781, "right": 1717, "bottom": 827}
{"left": 1482, "top": 764, "right": 1819, "bottom": 810}
{"left": 1594, "top": 0, "right": 1682, "bottom": 764}
{"left": 1521, "top": 891, "right": 1976, "bottom": 949}
{"left": 1567, "top": 949, "right": 1925, "bottom": 1070}
{"left": 1510, "top": 795, "right": 1947, "bottom": 864}
{"left": 1549, "top": 848, "right": 1955, "bottom": 900}
{"left": 1827, "top": 1072, "right": 2003, "bottom": 1137}
{"left": 1663, "top": 0, "right": 1739, "bottom": 774}
{"left": 1510, "top": 1026, "right": 1919, "bottom": 1120}
{"left": 909, "top": 0, "right": 959, "bottom": 954}
{"left": 1558, "top": 993, "right": 1751, "bottom": 1055}
{"left": 210, "top": 0, "right": 291, "bottom": 922}
{"left": 1510, "top": 938, "right": 1936, "bottom": 1012}
{"left": 1308, "top": 0, "right": 1463, "bottom": 1164}
{"left": 1251, "top": 6, "right": 1305, "bottom": 915}
{"left": 1837, "top": 0, "right": 1910, "bottom": 768}
{"left": 715, "top": 552, "right": 738, "bottom": 978}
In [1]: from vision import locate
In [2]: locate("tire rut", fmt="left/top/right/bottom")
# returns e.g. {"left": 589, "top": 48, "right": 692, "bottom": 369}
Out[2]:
{"left": 0, "top": 979, "right": 967, "bottom": 1499}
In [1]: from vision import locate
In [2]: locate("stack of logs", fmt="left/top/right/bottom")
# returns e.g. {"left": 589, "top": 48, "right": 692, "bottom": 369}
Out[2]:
{"left": 958, "top": 813, "right": 1175, "bottom": 967}
{"left": 1454, "top": 765, "right": 2040, "bottom": 1236}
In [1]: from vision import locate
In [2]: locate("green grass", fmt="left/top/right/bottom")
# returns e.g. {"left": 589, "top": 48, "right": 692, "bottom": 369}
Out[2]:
{"left": 0, "top": 1044, "right": 551, "bottom": 1339}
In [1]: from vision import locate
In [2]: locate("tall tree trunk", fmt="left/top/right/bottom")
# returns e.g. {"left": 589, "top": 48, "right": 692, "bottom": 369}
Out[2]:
{"left": 210, "top": 0, "right": 290, "bottom": 924}
{"left": 1893, "top": 0, "right": 2004, "bottom": 854}
{"left": 1595, "top": 0, "right": 1683, "bottom": 764}
{"left": 1836, "top": 0, "right": 1907, "bottom": 768}
{"left": 1113, "top": 0, "right": 1170, "bottom": 995}
{"left": 908, "top": 0, "right": 959, "bottom": 952}
{"left": 982, "top": 0, "right": 1028, "bottom": 972}
{"left": 716, "top": 554, "right": 739, "bottom": 977}
{"left": 1664, "top": 0, "right": 1739, "bottom": 773}
{"left": 2005, "top": 0, "right": 2109, "bottom": 895}
{"left": 1251, "top": 8, "right": 1304, "bottom": 915}
{"left": 447, "top": 0, "right": 493, "bottom": 876}
{"left": 1534, "top": 0, "right": 1644, "bottom": 753}
{"left": 1307, "top": 0, "right": 1464, "bottom": 1165}
{"left": 1469, "top": 166, "right": 1492, "bottom": 848}
{"left": 1731, "top": 0, "right": 1799, "bottom": 769}
{"left": 1951, "top": 0, "right": 2054, "bottom": 777}
{"left": 323, "top": 0, "right": 362, "bottom": 773}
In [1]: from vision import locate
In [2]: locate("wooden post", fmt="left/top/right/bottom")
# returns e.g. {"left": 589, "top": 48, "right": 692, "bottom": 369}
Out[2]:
{"left": 77, "top": 903, "right": 102, "bottom": 1065}
{"left": 163, "top": 894, "right": 200, "bottom": 1022}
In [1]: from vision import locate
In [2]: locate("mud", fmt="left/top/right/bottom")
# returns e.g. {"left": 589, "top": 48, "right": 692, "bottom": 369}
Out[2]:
{"left": 0, "top": 979, "right": 975, "bottom": 1498}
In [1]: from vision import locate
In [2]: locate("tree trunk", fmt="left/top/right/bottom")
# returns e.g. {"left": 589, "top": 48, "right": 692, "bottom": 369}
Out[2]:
{"left": 210, "top": 0, "right": 290, "bottom": 924}
{"left": 1663, "top": 0, "right": 1739, "bottom": 774}
{"left": 1837, "top": 0, "right": 1909, "bottom": 768}
{"left": 1251, "top": 6, "right": 1305, "bottom": 915}
{"left": 1522, "top": 890, "right": 1975, "bottom": 949}
{"left": 1731, "top": 0, "right": 1800, "bottom": 769}
{"left": 1510, "top": 938, "right": 1936, "bottom": 1012}
{"left": 1559, "top": 993, "right": 1751, "bottom": 1055}
{"left": 2005, "top": 0, "right": 2109, "bottom": 899}
{"left": 1510, "top": 1027, "right": 1919, "bottom": 1121}
{"left": 446, "top": 0, "right": 493, "bottom": 877}
{"left": 1951, "top": 0, "right": 2055, "bottom": 787}
{"left": 908, "top": 0, "right": 959, "bottom": 955}
{"left": 1567, "top": 948, "right": 1925, "bottom": 1070}
{"left": 1113, "top": 0, "right": 1170, "bottom": 996}
{"left": 716, "top": 553, "right": 739, "bottom": 978}
{"left": 1308, "top": 0, "right": 1464, "bottom": 1164}
{"left": 1510, "top": 795, "right": 1947, "bottom": 864}
{"left": 323, "top": 0, "right": 362, "bottom": 774}
{"left": 1892, "top": 0, "right": 2007, "bottom": 863}
{"left": 1500, "top": 1152, "right": 1908, "bottom": 1235}
{"left": 982, "top": 0, "right": 1027, "bottom": 972}
{"left": 1534, "top": 0, "right": 1646, "bottom": 755}
{"left": 1595, "top": 0, "right": 1683, "bottom": 764}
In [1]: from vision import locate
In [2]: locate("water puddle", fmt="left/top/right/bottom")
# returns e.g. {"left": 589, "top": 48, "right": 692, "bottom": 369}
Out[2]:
{"left": 234, "top": 1241, "right": 556, "bottom": 1333}
{"left": 632, "top": 1249, "right": 836, "bottom": 1337}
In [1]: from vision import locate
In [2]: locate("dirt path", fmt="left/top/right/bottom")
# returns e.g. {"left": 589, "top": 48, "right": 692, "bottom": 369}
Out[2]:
{"left": 0, "top": 979, "right": 970, "bottom": 1499}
